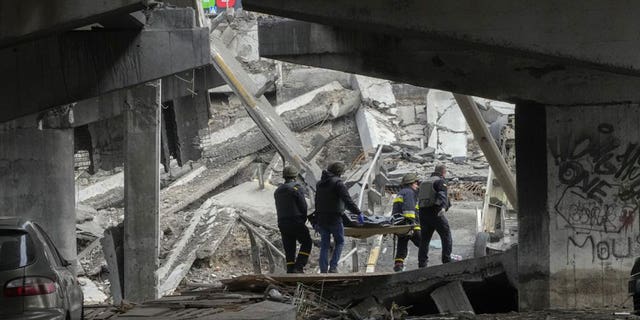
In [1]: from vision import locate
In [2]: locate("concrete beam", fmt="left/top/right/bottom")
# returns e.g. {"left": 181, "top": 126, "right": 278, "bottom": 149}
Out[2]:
{"left": 0, "top": 22, "right": 210, "bottom": 122}
{"left": 0, "top": 0, "right": 147, "bottom": 48}
{"left": 123, "top": 80, "right": 161, "bottom": 302}
{"left": 246, "top": 0, "right": 640, "bottom": 75}
{"left": 39, "top": 66, "right": 223, "bottom": 129}
{"left": 259, "top": 19, "right": 640, "bottom": 105}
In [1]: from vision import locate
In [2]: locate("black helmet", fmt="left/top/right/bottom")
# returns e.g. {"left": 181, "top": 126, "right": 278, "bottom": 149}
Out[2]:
{"left": 328, "top": 161, "right": 346, "bottom": 176}
{"left": 283, "top": 165, "right": 299, "bottom": 179}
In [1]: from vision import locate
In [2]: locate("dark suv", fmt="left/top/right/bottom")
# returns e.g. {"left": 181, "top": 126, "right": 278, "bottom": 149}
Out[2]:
{"left": 0, "top": 217, "right": 83, "bottom": 319}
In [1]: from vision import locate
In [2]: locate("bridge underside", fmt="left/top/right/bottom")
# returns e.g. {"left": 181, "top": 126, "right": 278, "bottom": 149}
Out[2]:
{"left": 247, "top": 1, "right": 640, "bottom": 311}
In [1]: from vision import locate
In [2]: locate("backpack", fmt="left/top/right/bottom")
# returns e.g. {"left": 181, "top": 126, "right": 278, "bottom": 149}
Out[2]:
{"left": 417, "top": 176, "right": 441, "bottom": 208}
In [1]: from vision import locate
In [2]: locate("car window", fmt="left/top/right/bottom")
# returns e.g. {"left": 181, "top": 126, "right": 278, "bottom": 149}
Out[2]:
{"left": 33, "top": 224, "right": 66, "bottom": 267}
{"left": 0, "top": 229, "right": 36, "bottom": 271}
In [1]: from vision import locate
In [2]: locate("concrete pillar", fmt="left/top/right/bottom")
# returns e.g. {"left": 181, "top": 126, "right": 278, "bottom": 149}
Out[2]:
{"left": 123, "top": 81, "right": 161, "bottom": 302}
{"left": 515, "top": 104, "right": 549, "bottom": 310}
{"left": 517, "top": 103, "right": 640, "bottom": 310}
{"left": 0, "top": 120, "right": 76, "bottom": 265}
{"left": 171, "top": 94, "right": 209, "bottom": 164}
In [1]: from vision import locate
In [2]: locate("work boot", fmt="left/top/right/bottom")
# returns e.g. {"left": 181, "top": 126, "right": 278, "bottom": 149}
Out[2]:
{"left": 328, "top": 267, "right": 338, "bottom": 273}
{"left": 286, "top": 264, "right": 296, "bottom": 273}
{"left": 293, "top": 266, "right": 305, "bottom": 273}
{"left": 393, "top": 262, "right": 404, "bottom": 272}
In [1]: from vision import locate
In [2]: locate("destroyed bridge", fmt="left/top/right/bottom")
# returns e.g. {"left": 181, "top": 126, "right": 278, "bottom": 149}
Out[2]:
{"left": 1, "top": 0, "right": 639, "bottom": 317}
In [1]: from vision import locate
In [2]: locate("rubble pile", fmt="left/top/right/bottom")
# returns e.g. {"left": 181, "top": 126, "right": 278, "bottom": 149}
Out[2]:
{"left": 71, "top": 11, "right": 515, "bottom": 309}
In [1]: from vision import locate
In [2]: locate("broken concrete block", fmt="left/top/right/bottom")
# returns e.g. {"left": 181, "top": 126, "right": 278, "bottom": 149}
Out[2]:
{"left": 328, "top": 90, "right": 361, "bottom": 119}
{"left": 417, "top": 147, "right": 436, "bottom": 157}
{"left": 473, "top": 97, "right": 515, "bottom": 115}
{"left": 78, "top": 277, "right": 108, "bottom": 305}
{"left": 392, "top": 83, "right": 429, "bottom": 101}
{"left": 76, "top": 204, "right": 97, "bottom": 223}
{"left": 351, "top": 74, "right": 396, "bottom": 109}
{"left": 430, "top": 281, "right": 475, "bottom": 315}
{"left": 356, "top": 108, "right": 397, "bottom": 152}
{"left": 275, "top": 81, "right": 343, "bottom": 115}
{"left": 426, "top": 90, "right": 467, "bottom": 158}
{"left": 277, "top": 66, "right": 352, "bottom": 103}
{"left": 77, "top": 172, "right": 123, "bottom": 203}
{"left": 397, "top": 105, "right": 416, "bottom": 125}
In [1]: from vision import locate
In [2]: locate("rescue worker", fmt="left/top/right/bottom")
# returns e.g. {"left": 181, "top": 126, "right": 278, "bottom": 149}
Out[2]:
{"left": 274, "top": 165, "right": 312, "bottom": 273}
{"left": 315, "top": 162, "right": 363, "bottom": 273}
{"left": 392, "top": 173, "right": 421, "bottom": 272}
{"left": 417, "top": 164, "right": 452, "bottom": 268}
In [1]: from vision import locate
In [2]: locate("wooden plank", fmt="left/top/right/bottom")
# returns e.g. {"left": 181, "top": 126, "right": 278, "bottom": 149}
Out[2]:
{"left": 430, "top": 281, "right": 475, "bottom": 314}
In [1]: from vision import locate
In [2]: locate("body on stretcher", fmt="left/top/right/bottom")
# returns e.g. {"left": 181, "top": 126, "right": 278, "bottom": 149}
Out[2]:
{"left": 342, "top": 212, "right": 414, "bottom": 239}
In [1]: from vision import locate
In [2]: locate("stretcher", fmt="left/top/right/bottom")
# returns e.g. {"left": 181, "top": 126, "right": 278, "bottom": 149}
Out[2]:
{"left": 343, "top": 224, "right": 413, "bottom": 239}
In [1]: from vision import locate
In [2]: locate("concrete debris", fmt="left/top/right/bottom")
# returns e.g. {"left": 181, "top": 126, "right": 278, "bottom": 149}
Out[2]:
{"left": 76, "top": 203, "right": 97, "bottom": 223}
{"left": 356, "top": 108, "right": 397, "bottom": 152}
{"left": 71, "top": 11, "right": 508, "bottom": 313}
{"left": 430, "top": 281, "right": 475, "bottom": 315}
{"left": 351, "top": 74, "right": 396, "bottom": 108}
{"left": 426, "top": 90, "right": 468, "bottom": 159}
{"left": 78, "top": 277, "right": 108, "bottom": 305}
{"left": 201, "top": 83, "right": 359, "bottom": 165}
{"left": 275, "top": 81, "right": 344, "bottom": 114}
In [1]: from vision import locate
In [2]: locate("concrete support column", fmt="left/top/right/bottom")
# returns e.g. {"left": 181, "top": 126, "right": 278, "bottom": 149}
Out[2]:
{"left": 0, "top": 121, "right": 76, "bottom": 265}
{"left": 518, "top": 103, "right": 640, "bottom": 310}
{"left": 123, "top": 80, "right": 161, "bottom": 302}
{"left": 171, "top": 94, "right": 209, "bottom": 164}
{"left": 515, "top": 103, "right": 549, "bottom": 310}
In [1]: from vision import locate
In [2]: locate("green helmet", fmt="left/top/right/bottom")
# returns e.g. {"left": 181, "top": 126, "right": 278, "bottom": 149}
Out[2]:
{"left": 283, "top": 165, "right": 299, "bottom": 179}
{"left": 401, "top": 173, "right": 418, "bottom": 185}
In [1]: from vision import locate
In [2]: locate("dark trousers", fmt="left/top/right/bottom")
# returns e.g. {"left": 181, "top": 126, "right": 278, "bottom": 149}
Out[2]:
{"left": 279, "top": 223, "right": 312, "bottom": 272}
{"left": 394, "top": 230, "right": 421, "bottom": 264}
{"left": 418, "top": 209, "right": 452, "bottom": 267}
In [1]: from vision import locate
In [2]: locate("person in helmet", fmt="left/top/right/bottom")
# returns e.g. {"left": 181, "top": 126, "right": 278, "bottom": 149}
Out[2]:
{"left": 418, "top": 164, "right": 452, "bottom": 268}
{"left": 315, "top": 161, "right": 363, "bottom": 273}
{"left": 392, "top": 173, "right": 422, "bottom": 272}
{"left": 274, "top": 165, "right": 312, "bottom": 273}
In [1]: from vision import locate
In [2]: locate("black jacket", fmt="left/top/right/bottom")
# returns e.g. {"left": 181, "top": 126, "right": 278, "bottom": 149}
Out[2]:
{"left": 274, "top": 180, "right": 308, "bottom": 226}
{"left": 314, "top": 170, "right": 361, "bottom": 226}
{"left": 421, "top": 172, "right": 451, "bottom": 215}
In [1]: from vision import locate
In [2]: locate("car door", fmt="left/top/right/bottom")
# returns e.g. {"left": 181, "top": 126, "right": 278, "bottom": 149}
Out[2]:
{"left": 33, "top": 224, "right": 84, "bottom": 319}
{"left": 0, "top": 229, "right": 36, "bottom": 316}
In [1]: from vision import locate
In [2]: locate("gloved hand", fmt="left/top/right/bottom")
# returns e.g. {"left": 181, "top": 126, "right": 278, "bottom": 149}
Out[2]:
{"left": 437, "top": 208, "right": 445, "bottom": 217}
{"left": 357, "top": 213, "right": 365, "bottom": 225}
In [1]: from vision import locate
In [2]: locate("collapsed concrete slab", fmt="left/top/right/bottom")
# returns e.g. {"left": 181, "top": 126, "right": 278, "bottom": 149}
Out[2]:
{"left": 426, "top": 90, "right": 468, "bottom": 159}
{"left": 351, "top": 74, "right": 396, "bottom": 108}
{"left": 201, "top": 82, "right": 360, "bottom": 164}
{"left": 356, "top": 108, "right": 397, "bottom": 153}
{"left": 276, "top": 66, "right": 352, "bottom": 103}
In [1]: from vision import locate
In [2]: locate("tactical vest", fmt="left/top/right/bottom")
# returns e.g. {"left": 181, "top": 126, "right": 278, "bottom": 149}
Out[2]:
{"left": 417, "top": 176, "right": 441, "bottom": 208}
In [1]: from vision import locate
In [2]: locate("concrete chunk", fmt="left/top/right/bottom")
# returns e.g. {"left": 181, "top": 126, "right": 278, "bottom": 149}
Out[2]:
{"left": 356, "top": 108, "right": 397, "bottom": 152}
{"left": 426, "top": 90, "right": 467, "bottom": 158}
{"left": 430, "top": 281, "right": 475, "bottom": 315}
{"left": 351, "top": 74, "right": 396, "bottom": 108}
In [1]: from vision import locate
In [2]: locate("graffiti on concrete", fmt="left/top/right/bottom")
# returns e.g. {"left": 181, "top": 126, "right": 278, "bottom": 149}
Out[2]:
{"left": 567, "top": 235, "right": 634, "bottom": 263}
{"left": 550, "top": 123, "right": 640, "bottom": 234}
{"left": 550, "top": 122, "right": 640, "bottom": 263}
